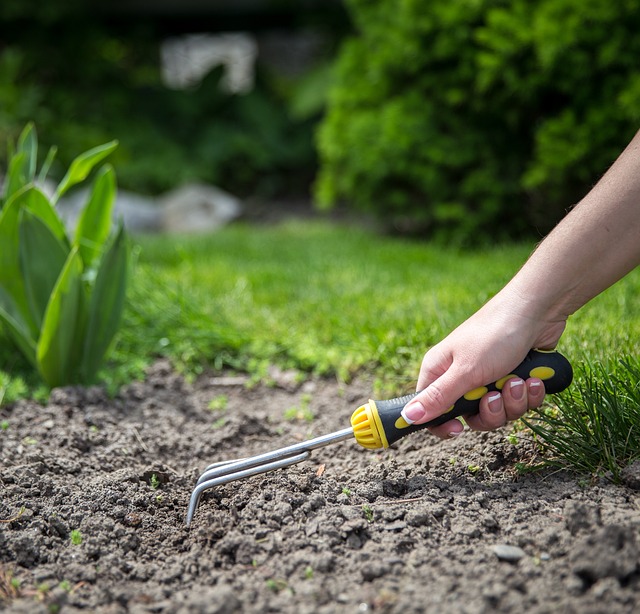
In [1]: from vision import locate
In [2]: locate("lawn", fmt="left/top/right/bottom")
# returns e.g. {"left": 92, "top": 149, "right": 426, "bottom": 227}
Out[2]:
{"left": 2, "top": 219, "right": 639, "bottom": 403}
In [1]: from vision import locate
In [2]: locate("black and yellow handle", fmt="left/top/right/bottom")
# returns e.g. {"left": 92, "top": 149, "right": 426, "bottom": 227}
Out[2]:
{"left": 350, "top": 349, "right": 573, "bottom": 449}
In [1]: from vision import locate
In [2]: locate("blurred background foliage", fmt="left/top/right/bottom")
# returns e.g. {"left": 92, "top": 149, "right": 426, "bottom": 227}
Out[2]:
{"left": 0, "top": 0, "right": 347, "bottom": 199}
{"left": 317, "top": 0, "right": 640, "bottom": 241}
{"left": 2, "top": 0, "right": 640, "bottom": 241}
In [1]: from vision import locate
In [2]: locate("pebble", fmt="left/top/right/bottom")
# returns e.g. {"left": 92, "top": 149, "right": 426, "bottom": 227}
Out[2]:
{"left": 620, "top": 460, "right": 640, "bottom": 490}
{"left": 492, "top": 544, "right": 526, "bottom": 562}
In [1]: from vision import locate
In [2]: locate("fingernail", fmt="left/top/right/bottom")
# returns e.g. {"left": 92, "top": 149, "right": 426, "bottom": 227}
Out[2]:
{"left": 529, "top": 380, "right": 542, "bottom": 393}
{"left": 488, "top": 392, "right": 502, "bottom": 414}
{"left": 509, "top": 379, "right": 524, "bottom": 400}
{"left": 402, "top": 401, "right": 426, "bottom": 425}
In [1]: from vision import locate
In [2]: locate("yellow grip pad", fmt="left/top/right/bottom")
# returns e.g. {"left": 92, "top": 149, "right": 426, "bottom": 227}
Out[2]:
{"left": 351, "top": 401, "right": 387, "bottom": 449}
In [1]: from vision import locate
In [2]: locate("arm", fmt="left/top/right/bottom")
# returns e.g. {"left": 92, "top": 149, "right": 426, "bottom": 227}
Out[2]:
{"left": 403, "top": 129, "right": 640, "bottom": 438}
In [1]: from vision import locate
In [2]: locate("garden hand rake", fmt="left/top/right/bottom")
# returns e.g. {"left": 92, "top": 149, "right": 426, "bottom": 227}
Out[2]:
{"left": 186, "top": 349, "right": 572, "bottom": 526}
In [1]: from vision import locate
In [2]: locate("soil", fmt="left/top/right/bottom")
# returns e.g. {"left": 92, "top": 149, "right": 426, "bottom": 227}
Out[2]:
{"left": 1, "top": 361, "right": 639, "bottom": 614}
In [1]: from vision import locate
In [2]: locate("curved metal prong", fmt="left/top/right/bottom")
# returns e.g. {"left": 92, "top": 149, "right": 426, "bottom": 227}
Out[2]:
{"left": 186, "top": 427, "right": 354, "bottom": 527}
{"left": 186, "top": 451, "right": 310, "bottom": 526}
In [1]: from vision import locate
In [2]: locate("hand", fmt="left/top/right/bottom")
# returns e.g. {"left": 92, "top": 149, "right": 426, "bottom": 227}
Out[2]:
{"left": 402, "top": 288, "right": 567, "bottom": 438}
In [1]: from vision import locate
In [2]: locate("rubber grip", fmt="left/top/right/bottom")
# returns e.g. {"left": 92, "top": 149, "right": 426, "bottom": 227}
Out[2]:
{"left": 369, "top": 349, "right": 572, "bottom": 448}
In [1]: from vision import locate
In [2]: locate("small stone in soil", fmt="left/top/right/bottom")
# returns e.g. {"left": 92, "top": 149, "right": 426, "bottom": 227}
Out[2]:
{"left": 492, "top": 544, "right": 526, "bottom": 562}
{"left": 620, "top": 460, "right": 640, "bottom": 490}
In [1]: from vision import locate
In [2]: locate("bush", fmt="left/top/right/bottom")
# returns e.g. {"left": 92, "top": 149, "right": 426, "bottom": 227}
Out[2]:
{"left": 315, "top": 0, "right": 640, "bottom": 241}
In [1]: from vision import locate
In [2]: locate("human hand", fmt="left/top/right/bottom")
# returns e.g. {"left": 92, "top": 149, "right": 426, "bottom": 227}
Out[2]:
{"left": 402, "top": 290, "right": 567, "bottom": 438}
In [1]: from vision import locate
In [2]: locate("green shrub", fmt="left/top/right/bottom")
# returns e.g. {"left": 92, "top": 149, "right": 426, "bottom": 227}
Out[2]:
{"left": 316, "top": 0, "right": 640, "bottom": 241}
{"left": 0, "top": 124, "right": 130, "bottom": 388}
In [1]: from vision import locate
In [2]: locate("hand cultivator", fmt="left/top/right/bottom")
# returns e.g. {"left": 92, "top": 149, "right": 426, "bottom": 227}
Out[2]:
{"left": 186, "top": 349, "right": 572, "bottom": 526}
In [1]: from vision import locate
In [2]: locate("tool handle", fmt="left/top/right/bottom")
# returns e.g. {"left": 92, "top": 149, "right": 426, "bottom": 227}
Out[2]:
{"left": 351, "top": 349, "right": 572, "bottom": 449}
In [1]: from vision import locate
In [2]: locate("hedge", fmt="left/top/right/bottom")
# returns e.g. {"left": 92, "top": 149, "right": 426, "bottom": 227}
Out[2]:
{"left": 315, "top": 0, "right": 640, "bottom": 242}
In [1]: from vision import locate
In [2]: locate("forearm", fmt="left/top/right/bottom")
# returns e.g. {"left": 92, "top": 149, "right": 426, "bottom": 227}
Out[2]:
{"left": 507, "top": 129, "right": 640, "bottom": 324}
{"left": 410, "top": 129, "right": 640, "bottom": 437}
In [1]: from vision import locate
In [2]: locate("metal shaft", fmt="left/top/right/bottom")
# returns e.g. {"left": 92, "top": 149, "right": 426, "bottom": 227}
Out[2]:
{"left": 186, "top": 426, "right": 354, "bottom": 526}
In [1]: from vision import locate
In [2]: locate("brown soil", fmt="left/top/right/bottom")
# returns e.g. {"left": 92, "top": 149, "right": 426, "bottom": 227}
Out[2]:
{"left": 1, "top": 361, "right": 639, "bottom": 613}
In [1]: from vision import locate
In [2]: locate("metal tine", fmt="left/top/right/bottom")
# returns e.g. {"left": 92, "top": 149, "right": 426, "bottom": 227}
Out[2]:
{"left": 186, "top": 451, "right": 310, "bottom": 527}
{"left": 202, "top": 457, "right": 248, "bottom": 474}
{"left": 187, "top": 426, "right": 354, "bottom": 526}
{"left": 194, "top": 427, "right": 354, "bottom": 487}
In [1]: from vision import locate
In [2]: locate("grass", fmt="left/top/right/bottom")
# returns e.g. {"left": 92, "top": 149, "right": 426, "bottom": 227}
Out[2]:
{"left": 525, "top": 356, "right": 640, "bottom": 482}
{"left": 1, "top": 218, "right": 640, "bottom": 476}
{"left": 2, "top": 219, "right": 639, "bottom": 394}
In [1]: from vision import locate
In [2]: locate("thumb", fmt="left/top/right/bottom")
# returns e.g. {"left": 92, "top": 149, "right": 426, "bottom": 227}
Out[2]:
{"left": 402, "top": 366, "right": 477, "bottom": 425}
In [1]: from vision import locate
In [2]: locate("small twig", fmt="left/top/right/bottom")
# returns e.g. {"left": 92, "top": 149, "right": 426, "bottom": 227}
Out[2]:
{"left": 378, "top": 496, "right": 423, "bottom": 505}
{"left": 0, "top": 507, "right": 25, "bottom": 523}
{"left": 132, "top": 427, "right": 149, "bottom": 452}
{"left": 70, "top": 581, "right": 87, "bottom": 595}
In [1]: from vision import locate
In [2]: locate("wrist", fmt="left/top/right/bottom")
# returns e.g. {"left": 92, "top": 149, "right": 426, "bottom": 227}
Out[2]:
{"left": 485, "top": 281, "right": 568, "bottom": 350}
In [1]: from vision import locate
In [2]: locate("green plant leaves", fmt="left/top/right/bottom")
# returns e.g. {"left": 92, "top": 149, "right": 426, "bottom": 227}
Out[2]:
{"left": 19, "top": 208, "right": 70, "bottom": 328}
{"left": 0, "top": 124, "right": 129, "bottom": 388}
{"left": 1, "top": 123, "right": 38, "bottom": 204}
{"left": 0, "top": 195, "right": 34, "bottom": 335}
{"left": 0, "top": 186, "right": 68, "bottom": 338}
{"left": 74, "top": 164, "right": 116, "bottom": 268}
{"left": 17, "top": 121, "right": 38, "bottom": 181}
{"left": 82, "top": 223, "right": 129, "bottom": 382}
{"left": 53, "top": 139, "right": 118, "bottom": 203}
{"left": 13, "top": 185, "right": 67, "bottom": 243}
{"left": 0, "top": 287, "right": 37, "bottom": 367}
{"left": 36, "top": 248, "right": 84, "bottom": 387}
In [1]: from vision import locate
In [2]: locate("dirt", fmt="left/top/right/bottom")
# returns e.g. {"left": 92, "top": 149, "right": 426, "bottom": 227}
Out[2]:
{"left": 1, "top": 360, "right": 639, "bottom": 614}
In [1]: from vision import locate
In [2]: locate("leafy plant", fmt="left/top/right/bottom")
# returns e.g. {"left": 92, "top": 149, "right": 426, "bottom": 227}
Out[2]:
{"left": 283, "top": 393, "right": 314, "bottom": 422}
{"left": 362, "top": 504, "right": 374, "bottom": 523}
{"left": 149, "top": 474, "right": 160, "bottom": 490}
{"left": 207, "top": 394, "right": 229, "bottom": 412}
{"left": 69, "top": 529, "right": 82, "bottom": 546}
{"left": 265, "top": 578, "right": 288, "bottom": 593}
{"left": 316, "top": 0, "right": 640, "bottom": 242}
{"left": 524, "top": 356, "right": 640, "bottom": 482}
{"left": 0, "top": 123, "right": 129, "bottom": 388}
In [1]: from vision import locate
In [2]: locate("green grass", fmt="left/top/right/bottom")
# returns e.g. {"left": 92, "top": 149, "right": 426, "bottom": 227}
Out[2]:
{"left": 114, "top": 220, "right": 535, "bottom": 390}
{"left": 1, "top": 219, "right": 639, "bottom": 402}
{"left": 2, "top": 218, "right": 640, "bottom": 477}
{"left": 525, "top": 356, "right": 640, "bottom": 482}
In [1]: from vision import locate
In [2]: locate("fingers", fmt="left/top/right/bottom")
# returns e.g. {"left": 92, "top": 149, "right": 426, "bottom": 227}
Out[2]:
{"left": 428, "top": 378, "right": 546, "bottom": 439}
{"left": 464, "top": 377, "right": 545, "bottom": 432}
{"left": 402, "top": 364, "right": 476, "bottom": 426}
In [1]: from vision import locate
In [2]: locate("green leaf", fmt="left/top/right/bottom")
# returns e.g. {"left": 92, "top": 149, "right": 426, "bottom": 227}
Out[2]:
{"left": 74, "top": 165, "right": 116, "bottom": 268}
{"left": 0, "top": 287, "right": 37, "bottom": 367}
{"left": 0, "top": 195, "right": 35, "bottom": 335}
{"left": 19, "top": 209, "right": 70, "bottom": 328}
{"left": 82, "top": 223, "right": 129, "bottom": 382}
{"left": 53, "top": 140, "right": 118, "bottom": 203}
{"left": 3, "top": 151, "right": 29, "bottom": 203}
{"left": 1, "top": 124, "right": 38, "bottom": 204}
{"left": 0, "top": 186, "right": 68, "bottom": 340}
{"left": 14, "top": 185, "right": 67, "bottom": 243}
{"left": 36, "top": 248, "right": 84, "bottom": 387}
{"left": 38, "top": 145, "right": 58, "bottom": 185}
{"left": 17, "top": 122, "right": 38, "bottom": 183}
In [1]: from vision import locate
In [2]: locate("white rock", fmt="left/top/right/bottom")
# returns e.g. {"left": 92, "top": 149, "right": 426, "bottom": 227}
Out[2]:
{"left": 159, "top": 182, "right": 242, "bottom": 234}
{"left": 492, "top": 544, "right": 526, "bottom": 562}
